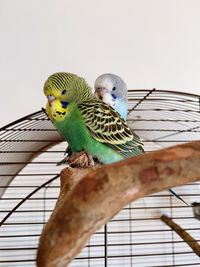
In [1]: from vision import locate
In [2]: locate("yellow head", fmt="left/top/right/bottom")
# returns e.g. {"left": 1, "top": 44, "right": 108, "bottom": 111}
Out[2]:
{"left": 43, "top": 72, "right": 93, "bottom": 121}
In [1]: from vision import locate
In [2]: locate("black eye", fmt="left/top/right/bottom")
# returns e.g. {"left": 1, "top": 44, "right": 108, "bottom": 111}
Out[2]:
{"left": 62, "top": 89, "right": 66, "bottom": 95}
{"left": 112, "top": 87, "right": 116, "bottom": 91}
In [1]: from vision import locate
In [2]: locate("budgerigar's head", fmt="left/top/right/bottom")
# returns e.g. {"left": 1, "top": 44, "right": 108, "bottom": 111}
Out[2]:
{"left": 94, "top": 73, "right": 127, "bottom": 106}
{"left": 44, "top": 72, "right": 94, "bottom": 103}
{"left": 44, "top": 72, "right": 94, "bottom": 121}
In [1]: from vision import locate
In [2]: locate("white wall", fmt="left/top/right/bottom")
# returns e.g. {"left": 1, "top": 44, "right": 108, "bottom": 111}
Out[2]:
{"left": 0, "top": 0, "right": 200, "bottom": 127}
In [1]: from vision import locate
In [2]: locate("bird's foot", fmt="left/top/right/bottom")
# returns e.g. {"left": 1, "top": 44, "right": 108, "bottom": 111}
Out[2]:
{"left": 68, "top": 151, "right": 95, "bottom": 168}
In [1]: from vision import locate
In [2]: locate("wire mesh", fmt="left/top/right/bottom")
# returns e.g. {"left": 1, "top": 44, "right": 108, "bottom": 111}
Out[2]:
{"left": 0, "top": 89, "right": 200, "bottom": 267}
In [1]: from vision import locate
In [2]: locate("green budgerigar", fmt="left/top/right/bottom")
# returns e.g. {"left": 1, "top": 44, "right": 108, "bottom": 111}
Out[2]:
{"left": 44, "top": 72, "right": 144, "bottom": 165}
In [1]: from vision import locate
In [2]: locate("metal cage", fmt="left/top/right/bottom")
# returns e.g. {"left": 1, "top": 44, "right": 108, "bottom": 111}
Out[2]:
{"left": 0, "top": 89, "right": 200, "bottom": 266}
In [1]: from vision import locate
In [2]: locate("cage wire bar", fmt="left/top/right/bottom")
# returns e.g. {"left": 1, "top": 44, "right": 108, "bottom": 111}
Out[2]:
{"left": 0, "top": 89, "right": 200, "bottom": 267}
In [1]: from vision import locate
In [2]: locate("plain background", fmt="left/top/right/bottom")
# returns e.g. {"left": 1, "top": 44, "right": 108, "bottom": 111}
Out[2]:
{"left": 0, "top": 0, "right": 200, "bottom": 127}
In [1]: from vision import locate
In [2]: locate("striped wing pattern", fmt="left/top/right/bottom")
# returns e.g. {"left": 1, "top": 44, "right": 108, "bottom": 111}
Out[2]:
{"left": 78, "top": 99, "right": 144, "bottom": 157}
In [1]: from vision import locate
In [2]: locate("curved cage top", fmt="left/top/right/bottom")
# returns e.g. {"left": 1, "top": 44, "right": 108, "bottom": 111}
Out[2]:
{"left": 0, "top": 89, "right": 200, "bottom": 267}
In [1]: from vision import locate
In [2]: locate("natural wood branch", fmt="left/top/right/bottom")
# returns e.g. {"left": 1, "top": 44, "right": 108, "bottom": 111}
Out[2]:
{"left": 161, "top": 214, "right": 200, "bottom": 256}
{"left": 37, "top": 141, "right": 200, "bottom": 267}
{"left": 41, "top": 167, "right": 100, "bottom": 231}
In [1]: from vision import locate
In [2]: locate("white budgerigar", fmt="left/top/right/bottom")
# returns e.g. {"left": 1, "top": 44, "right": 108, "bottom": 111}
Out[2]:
{"left": 94, "top": 73, "right": 128, "bottom": 120}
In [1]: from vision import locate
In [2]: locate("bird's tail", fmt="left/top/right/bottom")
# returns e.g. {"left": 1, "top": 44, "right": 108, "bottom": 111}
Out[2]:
{"left": 168, "top": 189, "right": 190, "bottom": 206}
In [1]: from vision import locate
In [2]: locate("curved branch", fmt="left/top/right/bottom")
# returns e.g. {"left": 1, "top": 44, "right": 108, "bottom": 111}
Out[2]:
{"left": 37, "top": 141, "right": 200, "bottom": 267}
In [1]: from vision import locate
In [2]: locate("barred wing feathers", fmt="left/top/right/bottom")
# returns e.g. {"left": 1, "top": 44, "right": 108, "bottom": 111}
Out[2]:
{"left": 78, "top": 99, "right": 144, "bottom": 157}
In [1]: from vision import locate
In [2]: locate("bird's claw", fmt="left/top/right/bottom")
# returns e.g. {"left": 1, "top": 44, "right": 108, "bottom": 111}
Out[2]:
{"left": 68, "top": 151, "right": 95, "bottom": 168}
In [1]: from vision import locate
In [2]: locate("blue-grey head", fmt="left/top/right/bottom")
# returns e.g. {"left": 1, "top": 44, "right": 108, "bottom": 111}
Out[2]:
{"left": 94, "top": 73, "right": 128, "bottom": 120}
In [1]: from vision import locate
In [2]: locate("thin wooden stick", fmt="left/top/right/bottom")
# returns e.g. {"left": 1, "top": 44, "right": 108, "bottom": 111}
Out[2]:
{"left": 161, "top": 214, "right": 200, "bottom": 257}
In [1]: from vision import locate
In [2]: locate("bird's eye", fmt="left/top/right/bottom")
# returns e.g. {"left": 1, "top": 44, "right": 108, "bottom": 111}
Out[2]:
{"left": 62, "top": 89, "right": 67, "bottom": 95}
{"left": 112, "top": 87, "right": 116, "bottom": 91}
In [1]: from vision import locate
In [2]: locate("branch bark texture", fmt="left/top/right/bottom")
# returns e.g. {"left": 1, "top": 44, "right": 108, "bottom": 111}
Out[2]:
{"left": 37, "top": 141, "right": 200, "bottom": 266}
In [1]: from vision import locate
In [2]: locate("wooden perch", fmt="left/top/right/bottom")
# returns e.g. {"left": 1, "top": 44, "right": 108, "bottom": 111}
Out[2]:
{"left": 37, "top": 141, "right": 200, "bottom": 267}
{"left": 161, "top": 214, "right": 200, "bottom": 257}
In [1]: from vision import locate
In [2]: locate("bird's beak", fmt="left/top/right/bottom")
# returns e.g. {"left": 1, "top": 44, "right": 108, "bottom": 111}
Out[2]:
{"left": 95, "top": 88, "right": 107, "bottom": 100}
{"left": 47, "top": 95, "right": 56, "bottom": 105}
